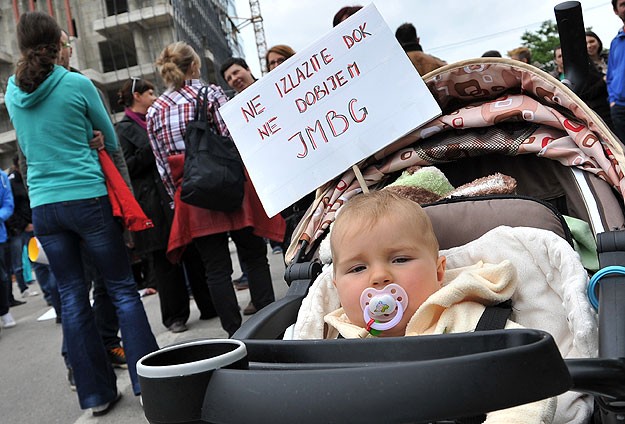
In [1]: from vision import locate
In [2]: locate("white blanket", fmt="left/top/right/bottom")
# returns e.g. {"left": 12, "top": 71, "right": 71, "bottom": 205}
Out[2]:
{"left": 292, "top": 225, "right": 598, "bottom": 424}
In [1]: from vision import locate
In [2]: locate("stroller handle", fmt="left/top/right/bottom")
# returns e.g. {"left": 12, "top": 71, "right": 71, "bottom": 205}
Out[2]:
{"left": 554, "top": 1, "right": 589, "bottom": 94}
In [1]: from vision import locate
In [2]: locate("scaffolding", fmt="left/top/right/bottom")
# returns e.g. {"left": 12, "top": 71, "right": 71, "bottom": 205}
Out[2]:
{"left": 248, "top": 0, "right": 267, "bottom": 75}
{"left": 172, "top": 0, "right": 239, "bottom": 87}
{"left": 230, "top": 0, "right": 267, "bottom": 75}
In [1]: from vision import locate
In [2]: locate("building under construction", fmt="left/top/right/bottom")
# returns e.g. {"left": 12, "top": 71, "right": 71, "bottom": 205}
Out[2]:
{"left": 0, "top": 0, "right": 246, "bottom": 167}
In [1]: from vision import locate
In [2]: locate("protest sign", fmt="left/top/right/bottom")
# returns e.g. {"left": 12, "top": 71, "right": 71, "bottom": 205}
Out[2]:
{"left": 219, "top": 3, "right": 441, "bottom": 217}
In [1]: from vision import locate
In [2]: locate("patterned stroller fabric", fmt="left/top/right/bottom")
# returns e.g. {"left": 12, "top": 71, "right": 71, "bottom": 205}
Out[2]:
{"left": 286, "top": 58, "right": 625, "bottom": 263}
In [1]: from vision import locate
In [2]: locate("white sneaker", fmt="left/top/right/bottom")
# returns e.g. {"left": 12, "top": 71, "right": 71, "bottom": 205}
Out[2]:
{"left": 21, "top": 288, "right": 39, "bottom": 298}
{"left": 1, "top": 312, "right": 16, "bottom": 328}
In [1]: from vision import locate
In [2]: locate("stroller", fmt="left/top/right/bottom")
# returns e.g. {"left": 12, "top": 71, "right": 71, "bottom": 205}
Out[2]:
{"left": 137, "top": 3, "right": 625, "bottom": 424}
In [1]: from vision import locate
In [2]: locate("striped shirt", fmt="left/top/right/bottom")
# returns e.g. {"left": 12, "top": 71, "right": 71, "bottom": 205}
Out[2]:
{"left": 146, "top": 79, "right": 229, "bottom": 199}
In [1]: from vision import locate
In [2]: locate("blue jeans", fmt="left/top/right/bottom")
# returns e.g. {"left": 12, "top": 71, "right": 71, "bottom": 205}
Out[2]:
{"left": 81, "top": 248, "right": 122, "bottom": 350}
{"left": 60, "top": 249, "right": 123, "bottom": 369}
{"left": 32, "top": 196, "right": 159, "bottom": 409}
{"left": 32, "top": 261, "right": 60, "bottom": 315}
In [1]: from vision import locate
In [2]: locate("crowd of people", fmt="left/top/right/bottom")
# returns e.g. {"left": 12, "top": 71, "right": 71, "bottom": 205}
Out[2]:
{"left": 1, "top": 7, "right": 289, "bottom": 418}
{"left": 0, "top": 0, "right": 624, "bottom": 419}
{"left": 502, "top": 1, "right": 625, "bottom": 143}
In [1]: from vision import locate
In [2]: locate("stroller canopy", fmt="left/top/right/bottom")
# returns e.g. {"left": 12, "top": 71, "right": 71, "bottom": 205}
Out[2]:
{"left": 287, "top": 58, "right": 625, "bottom": 263}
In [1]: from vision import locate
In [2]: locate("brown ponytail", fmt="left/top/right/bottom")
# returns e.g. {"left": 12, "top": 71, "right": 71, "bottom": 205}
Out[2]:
{"left": 15, "top": 12, "right": 61, "bottom": 93}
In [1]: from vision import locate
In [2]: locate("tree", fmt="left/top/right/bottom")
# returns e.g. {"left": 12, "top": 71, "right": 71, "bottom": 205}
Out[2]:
{"left": 520, "top": 20, "right": 560, "bottom": 70}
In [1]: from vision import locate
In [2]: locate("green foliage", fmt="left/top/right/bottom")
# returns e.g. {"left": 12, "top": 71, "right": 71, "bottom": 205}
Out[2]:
{"left": 520, "top": 20, "right": 560, "bottom": 69}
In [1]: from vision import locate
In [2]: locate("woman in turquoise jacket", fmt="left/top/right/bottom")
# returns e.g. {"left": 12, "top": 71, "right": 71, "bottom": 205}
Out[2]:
{"left": 5, "top": 11, "right": 158, "bottom": 416}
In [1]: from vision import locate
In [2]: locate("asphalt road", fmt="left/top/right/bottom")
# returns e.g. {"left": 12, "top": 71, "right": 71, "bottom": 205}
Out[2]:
{"left": 0, "top": 241, "right": 290, "bottom": 424}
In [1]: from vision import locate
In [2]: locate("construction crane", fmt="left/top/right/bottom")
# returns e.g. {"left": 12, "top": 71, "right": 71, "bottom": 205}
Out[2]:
{"left": 231, "top": 0, "right": 268, "bottom": 75}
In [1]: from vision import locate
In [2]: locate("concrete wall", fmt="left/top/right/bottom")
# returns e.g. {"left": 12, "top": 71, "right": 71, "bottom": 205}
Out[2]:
{"left": 0, "top": 0, "right": 178, "bottom": 167}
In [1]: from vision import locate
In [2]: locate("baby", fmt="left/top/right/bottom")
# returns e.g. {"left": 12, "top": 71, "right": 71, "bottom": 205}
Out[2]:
{"left": 329, "top": 189, "right": 524, "bottom": 339}
{"left": 325, "top": 190, "right": 555, "bottom": 423}
{"left": 329, "top": 189, "right": 446, "bottom": 338}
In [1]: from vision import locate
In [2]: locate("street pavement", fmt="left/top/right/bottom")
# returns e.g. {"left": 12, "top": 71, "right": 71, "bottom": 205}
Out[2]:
{"left": 0, "top": 241, "right": 290, "bottom": 424}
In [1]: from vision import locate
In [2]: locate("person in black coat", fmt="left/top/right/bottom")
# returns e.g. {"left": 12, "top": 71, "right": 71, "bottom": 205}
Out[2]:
{"left": 115, "top": 78, "right": 215, "bottom": 333}
{"left": 550, "top": 45, "right": 614, "bottom": 132}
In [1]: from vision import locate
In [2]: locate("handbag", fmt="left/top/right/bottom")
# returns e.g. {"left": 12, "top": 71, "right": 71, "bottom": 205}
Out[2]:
{"left": 180, "top": 86, "right": 245, "bottom": 212}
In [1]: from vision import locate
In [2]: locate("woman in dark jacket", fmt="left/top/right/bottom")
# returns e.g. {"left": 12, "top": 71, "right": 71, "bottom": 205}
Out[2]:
{"left": 115, "top": 78, "right": 214, "bottom": 333}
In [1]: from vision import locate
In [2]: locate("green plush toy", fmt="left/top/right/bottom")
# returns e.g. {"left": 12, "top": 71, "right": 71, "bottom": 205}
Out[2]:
{"left": 387, "top": 166, "right": 454, "bottom": 196}
{"left": 385, "top": 166, "right": 454, "bottom": 204}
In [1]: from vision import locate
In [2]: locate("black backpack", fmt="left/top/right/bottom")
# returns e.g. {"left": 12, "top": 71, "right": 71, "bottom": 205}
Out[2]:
{"left": 180, "top": 86, "right": 245, "bottom": 212}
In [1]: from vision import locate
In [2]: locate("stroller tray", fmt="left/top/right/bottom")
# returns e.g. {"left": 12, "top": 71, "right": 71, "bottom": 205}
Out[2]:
{"left": 199, "top": 329, "right": 570, "bottom": 424}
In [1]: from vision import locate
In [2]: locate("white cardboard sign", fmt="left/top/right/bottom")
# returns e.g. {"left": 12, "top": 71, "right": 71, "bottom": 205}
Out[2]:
{"left": 219, "top": 3, "right": 441, "bottom": 217}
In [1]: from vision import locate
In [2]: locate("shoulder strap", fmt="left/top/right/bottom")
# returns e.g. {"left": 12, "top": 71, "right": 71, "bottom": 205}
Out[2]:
{"left": 475, "top": 300, "right": 513, "bottom": 332}
{"left": 193, "top": 86, "right": 222, "bottom": 135}
{"left": 193, "top": 86, "right": 210, "bottom": 122}
{"left": 439, "top": 302, "right": 514, "bottom": 424}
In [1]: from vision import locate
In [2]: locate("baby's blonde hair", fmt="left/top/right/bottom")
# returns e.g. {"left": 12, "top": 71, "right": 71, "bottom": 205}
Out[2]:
{"left": 155, "top": 41, "right": 200, "bottom": 90}
{"left": 330, "top": 190, "right": 439, "bottom": 262}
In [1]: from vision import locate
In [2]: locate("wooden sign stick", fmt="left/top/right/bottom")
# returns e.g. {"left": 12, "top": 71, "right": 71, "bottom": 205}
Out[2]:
{"left": 352, "top": 164, "right": 369, "bottom": 193}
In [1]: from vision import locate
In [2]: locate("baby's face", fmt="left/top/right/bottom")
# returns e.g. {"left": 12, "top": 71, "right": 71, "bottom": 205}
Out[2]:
{"left": 332, "top": 215, "right": 445, "bottom": 337}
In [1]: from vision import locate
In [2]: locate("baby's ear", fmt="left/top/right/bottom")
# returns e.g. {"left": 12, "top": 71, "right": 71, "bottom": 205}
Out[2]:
{"left": 437, "top": 255, "right": 446, "bottom": 285}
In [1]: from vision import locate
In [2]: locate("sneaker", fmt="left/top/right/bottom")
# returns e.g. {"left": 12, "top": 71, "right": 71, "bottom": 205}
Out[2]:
{"left": 168, "top": 321, "right": 188, "bottom": 333}
{"left": 108, "top": 347, "right": 128, "bottom": 369}
{"left": 9, "top": 299, "right": 26, "bottom": 307}
{"left": 272, "top": 246, "right": 283, "bottom": 255}
{"left": 92, "top": 392, "right": 122, "bottom": 417}
{"left": 67, "top": 368, "right": 76, "bottom": 391}
{"left": 21, "top": 288, "right": 39, "bottom": 298}
{"left": 0, "top": 312, "right": 16, "bottom": 328}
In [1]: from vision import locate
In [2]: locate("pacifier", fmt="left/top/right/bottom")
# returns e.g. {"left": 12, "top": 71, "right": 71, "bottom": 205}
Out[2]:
{"left": 359, "top": 284, "right": 409, "bottom": 336}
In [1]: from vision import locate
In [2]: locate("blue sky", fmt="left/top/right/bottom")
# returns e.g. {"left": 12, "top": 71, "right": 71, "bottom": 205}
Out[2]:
{"left": 234, "top": 0, "right": 620, "bottom": 76}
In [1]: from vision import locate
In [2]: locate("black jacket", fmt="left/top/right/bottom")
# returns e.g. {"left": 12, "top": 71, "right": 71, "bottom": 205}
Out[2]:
{"left": 578, "top": 62, "right": 613, "bottom": 130}
{"left": 115, "top": 115, "right": 174, "bottom": 255}
{"left": 6, "top": 169, "right": 30, "bottom": 236}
